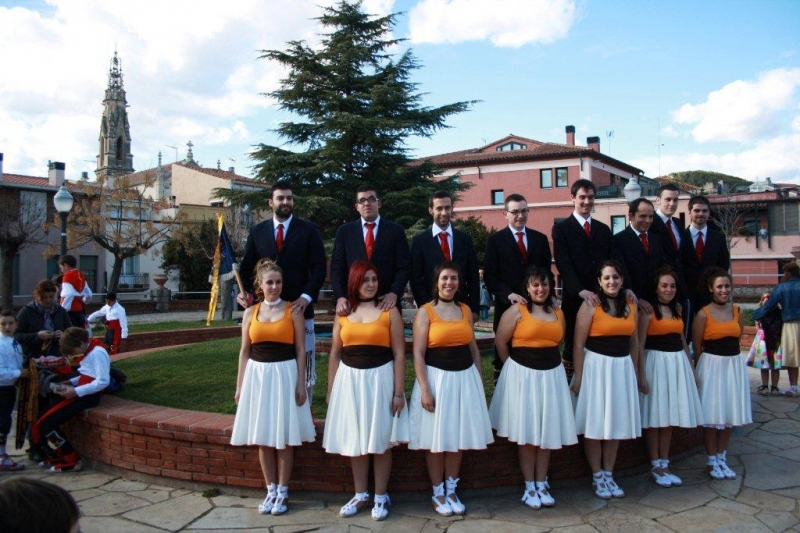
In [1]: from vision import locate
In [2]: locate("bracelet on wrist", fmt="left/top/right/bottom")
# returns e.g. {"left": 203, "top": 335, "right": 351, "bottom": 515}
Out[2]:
{"left": 393, "top": 393, "right": 404, "bottom": 399}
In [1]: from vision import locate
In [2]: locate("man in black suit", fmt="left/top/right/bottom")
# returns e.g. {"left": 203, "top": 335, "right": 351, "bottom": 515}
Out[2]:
{"left": 410, "top": 191, "right": 480, "bottom": 317}
{"left": 484, "top": 193, "right": 552, "bottom": 379}
{"left": 330, "top": 184, "right": 411, "bottom": 315}
{"left": 612, "top": 198, "right": 667, "bottom": 312}
{"left": 680, "top": 195, "right": 730, "bottom": 332}
{"left": 553, "top": 179, "right": 613, "bottom": 370}
{"left": 238, "top": 181, "right": 327, "bottom": 400}
{"left": 651, "top": 183, "right": 687, "bottom": 297}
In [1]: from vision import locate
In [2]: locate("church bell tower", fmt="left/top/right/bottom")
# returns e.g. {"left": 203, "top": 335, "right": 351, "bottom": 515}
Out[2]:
{"left": 96, "top": 51, "right": 134, "bottom": 183}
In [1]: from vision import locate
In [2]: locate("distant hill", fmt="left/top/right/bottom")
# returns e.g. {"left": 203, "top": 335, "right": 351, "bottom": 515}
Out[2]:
{"left": 666, "top": 170, "right": 752, "bottom": 191}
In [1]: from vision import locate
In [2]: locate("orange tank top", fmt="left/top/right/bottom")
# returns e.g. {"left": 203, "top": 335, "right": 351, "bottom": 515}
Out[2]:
{"left": 588, "top": 303, "right": 636, "bottom": 337}
{"left": 339, "top": 311, "right": 391, "bottom": 347}
{"left": 701, "top": 305, "right": 741, "bottom": 340}
{"left": 424, "top": 302, "right": 473, "bottom": 347}
{"left": 511, "top": 305, "right": 564, "bottom": 348}
{"left": 646, "top": 314, "right": 684, "bottom": 336}
{"left": 249, "top": 303, "right": 294, "bottom": 344}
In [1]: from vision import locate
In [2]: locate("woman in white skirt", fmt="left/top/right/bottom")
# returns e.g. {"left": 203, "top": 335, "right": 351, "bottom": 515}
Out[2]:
{"left": 490, "top": 266, "right": 577, "bottom": 509}
{"left": 638, "top": 266, "right": 703, "bottom": 487}
{"left": 571, "top": 260, "right": 641, "bottom": 500}
{"left": 410, "top": 261, "right": 493, "bottom": 516}
{"left": 324, "top": 260, "right": 408, "bottom": 521}
{"left": 692, "top": 267, "right": 751, "bottom": 480}
{"left": 231, "top": 260, "right": 316, "bottom": 515}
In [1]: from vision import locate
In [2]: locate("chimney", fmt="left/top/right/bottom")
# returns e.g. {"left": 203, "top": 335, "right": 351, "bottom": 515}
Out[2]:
{"left": 566, "top": 125, "right": 575, "bottom": 146}
{"left": 587, "top": 136, "right": 601, "bottom": 152}
{"left": 48, "top": 161, "right": 66, "bottom": 187}
{"left": 81, "top": 171, "right": 89, "bottom": 180}
{"left": 228, "top": 166, "right": 235, "bottom": 173}
{"left": 0, "top": 153, "right": 4, "bottom": 182}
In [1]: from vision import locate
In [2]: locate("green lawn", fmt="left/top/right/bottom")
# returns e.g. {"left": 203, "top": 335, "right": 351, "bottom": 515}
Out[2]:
{"left": 114, "top": 339, "right": 497, "bottom": 418}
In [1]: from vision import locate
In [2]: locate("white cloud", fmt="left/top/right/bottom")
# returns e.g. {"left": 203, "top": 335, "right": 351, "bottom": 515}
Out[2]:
{"left": 672, "top": 68, "right": 800, "bottom": 143}
{"left": 631, "top": 132, "right": 800, "bottom": 185}
{"left": 0, "top": 0, "right": 342, "bottom": 178}
{"left": 408, "top": 0, "right": 576, "bottom": 47}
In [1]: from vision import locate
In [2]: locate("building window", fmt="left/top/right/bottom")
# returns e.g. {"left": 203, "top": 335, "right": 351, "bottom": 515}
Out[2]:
{"left": 556, "top": 167, "right": 568, "bottom": 188}
{"left": 611, "top": 215, "right": 627, "bottom": 235}
{"left": 540, "top": 169, "right": 553, "bottom": 189}
{"left": 496, "top": 141, "right": 527, "bottom": 152}
{"left": 80, "top": 255, "right": 98, "bottom": 292}
{"left": 491, "top": 190, "right": 504, "bottom": 205}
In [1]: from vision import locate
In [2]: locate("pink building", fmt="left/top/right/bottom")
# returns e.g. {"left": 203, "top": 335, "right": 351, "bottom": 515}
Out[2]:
{"left": 417, "top": 127, "right": 800, "bottom": 293}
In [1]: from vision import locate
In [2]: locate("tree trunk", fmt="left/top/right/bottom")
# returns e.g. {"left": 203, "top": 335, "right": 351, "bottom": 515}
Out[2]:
{"left": 107, "top": 257, "right": 125, "bottom": 294}
{"left": 1, "top": 248, "right": 16, "bottom": 310}
{"left": 221, "top": 278, "right": 233, "bottom": 320}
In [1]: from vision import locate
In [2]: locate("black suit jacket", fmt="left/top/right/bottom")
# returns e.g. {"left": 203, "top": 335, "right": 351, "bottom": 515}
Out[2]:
{"left": 650, "top": 213, "right": 688, "bottom": 298}
{"left": 680, "top": 226, "right": 730, "bottom": 305}
{"left": 612, "top": 226, "right": 667, "bottom": 302}
{"left": 330, "top": 218, "right": 411, "bottom": 302}
{"left": 484, "top": 226, "right": 552, "bottom": 329}
{"left": 410, "top": 227, "right": 480, "bottom": 312}
{"left": 239, "top": 217, "right": 326, "bottom": 319}
{"left": 552, "top": 216, "right": 613, "bottom": 300}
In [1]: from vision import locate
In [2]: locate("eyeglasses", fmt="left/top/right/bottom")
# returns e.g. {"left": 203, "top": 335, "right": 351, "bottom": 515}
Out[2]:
{"left": 507, "top": 209, "right": 529, "bottom": 216}
{"left": 356, "top": 196, "right": 379, "bottom": 205}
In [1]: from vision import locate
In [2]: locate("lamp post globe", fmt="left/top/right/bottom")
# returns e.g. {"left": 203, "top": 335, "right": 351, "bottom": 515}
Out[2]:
{"left": 623, "top": 177, "right": 642, "bottom": 203}
{"left": 53, "top": 185, "right": 74, "bottom": 258}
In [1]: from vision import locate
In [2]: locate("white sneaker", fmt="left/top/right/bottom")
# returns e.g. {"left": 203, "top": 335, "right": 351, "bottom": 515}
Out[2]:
{"left": 717, "top": 460, "right": 737, "bottom": 479}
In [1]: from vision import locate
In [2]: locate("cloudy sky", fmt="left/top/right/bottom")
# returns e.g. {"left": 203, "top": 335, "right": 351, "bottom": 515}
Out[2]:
{"left": 1, "top": 0, "right": 798, "bottom": 184}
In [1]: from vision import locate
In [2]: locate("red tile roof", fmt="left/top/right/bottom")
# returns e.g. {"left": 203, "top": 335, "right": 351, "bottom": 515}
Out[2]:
{"left": 1, "top": 173, "right": 53, "bottom": 188}
{"left": 415, "top": 135, "right": 642, "bottom": 174}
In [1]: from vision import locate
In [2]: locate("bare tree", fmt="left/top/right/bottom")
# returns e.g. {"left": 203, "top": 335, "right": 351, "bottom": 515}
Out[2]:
{"left": 0, "top": 190, "right": 50, "bottom": 309}
{"left": 68, "top": 173, "right": 182, "bottom": 293}
{"left": 710, "top": 194, "right": 757, "bottom": 251}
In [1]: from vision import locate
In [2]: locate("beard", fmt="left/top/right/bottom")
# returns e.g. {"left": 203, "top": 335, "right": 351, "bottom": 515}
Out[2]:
{"left": 274, "top": 204, "right": 293, "bottom": 219}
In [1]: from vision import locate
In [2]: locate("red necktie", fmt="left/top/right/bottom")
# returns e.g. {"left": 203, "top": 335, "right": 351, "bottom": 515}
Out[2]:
{"left": 640, "top": 232, "right": 650, "bottom": 254}
{"left": 365, "top": 222, "right": 376, "bottom": 260}
{"left": 439, "top": 232, "right": 451, "bottom": 261}
{"left": 696, "top": 231, "right": 705, "bottom": 262}
{"left": 583, "top": 221, "right": 591, "bottom": 238}
{"left": 666, "top": 219, "right": 679, "bottom": 252}
{"left": 516, "top": 231, "right": 528, "bottom": 262}
{"left": 276, "top": 223, "right": 284, "bottom": 253}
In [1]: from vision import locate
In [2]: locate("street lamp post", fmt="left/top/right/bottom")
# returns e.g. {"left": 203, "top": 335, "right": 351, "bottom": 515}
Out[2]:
{"left": 53, "top": 185, "right": 74, "bottom": 257}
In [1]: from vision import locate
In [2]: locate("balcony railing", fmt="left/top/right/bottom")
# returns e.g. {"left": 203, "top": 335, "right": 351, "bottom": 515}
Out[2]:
{"left": 117, "top": 273, "right": 150, "bottom": 292}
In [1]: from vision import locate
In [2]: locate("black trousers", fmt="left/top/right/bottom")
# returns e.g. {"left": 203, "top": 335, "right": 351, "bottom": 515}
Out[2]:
{"left": 35, "top": 392, "right": 101, "bottom": 453}
{"left": 0, "top": 386, "right": 16, "bottom": 436}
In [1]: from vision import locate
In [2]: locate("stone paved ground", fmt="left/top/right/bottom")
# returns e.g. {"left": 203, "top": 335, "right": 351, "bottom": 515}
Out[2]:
{"left": 2, "top": 368, "right": 798, "bottom": 532}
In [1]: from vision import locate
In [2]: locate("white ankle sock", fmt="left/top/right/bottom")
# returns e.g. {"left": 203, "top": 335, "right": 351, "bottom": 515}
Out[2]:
{"left": 707, "top": 455, "right": 718, "bottom": 466}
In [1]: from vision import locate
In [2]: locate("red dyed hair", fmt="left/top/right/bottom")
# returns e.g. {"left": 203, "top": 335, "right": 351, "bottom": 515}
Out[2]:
{"left": 347, "top": 260, "right": 380, "bottom": 312}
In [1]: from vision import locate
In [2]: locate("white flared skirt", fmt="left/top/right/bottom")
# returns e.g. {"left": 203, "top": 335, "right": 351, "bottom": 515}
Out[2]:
{"left": 573, "top": 350, "right": 642, "bottom": 440}
{"left": 489, "top": 359, "right": 577, "bottom": 449}
{"left": 230, "top": 359, "right": 316, "bottom": 448}
{"left": 409, "top": 365, "right": 494, "bottom": 453}
{"left": 696, "top": 351, "right": 752, "bottom": 427}
{"left": 323, "top": 361, "right": 409, "bottom": 456}
{"left": 641, "top": 349, "right": 704, "bottom": 429}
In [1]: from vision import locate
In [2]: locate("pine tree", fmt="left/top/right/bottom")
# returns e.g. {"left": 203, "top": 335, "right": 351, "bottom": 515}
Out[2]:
{"left": 225, "top": 0, "right": 475, "bottom": 236}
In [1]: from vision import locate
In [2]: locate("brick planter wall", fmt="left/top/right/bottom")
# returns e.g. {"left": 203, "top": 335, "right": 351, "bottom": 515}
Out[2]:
{"left": 68, "top": 396, "right": 703, "bottom": 493}
{"left": 70, "top": 324, "right": 751, "bottom": 493}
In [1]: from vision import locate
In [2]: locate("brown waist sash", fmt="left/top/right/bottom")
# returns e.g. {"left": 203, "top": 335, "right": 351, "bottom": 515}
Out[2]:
{"left": 342, "top": 345, "right": 393, "bottom": 369}
{"left": 645, "top": 333, "right": 683, "bottom": 352}
{"left": 510, "top": 346, "right": 561, "bottom": 370}
{"left": 586, "top": 335, "right": 630, "bottom": 357}
{"left": 703, "top": 337, "right": 741, "bottom": 356}
{"left": 250, "top": 341, "right": 295, "bottom": 363}
{"left": 425, "top": 345, "right": 473, "bottom": 371}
